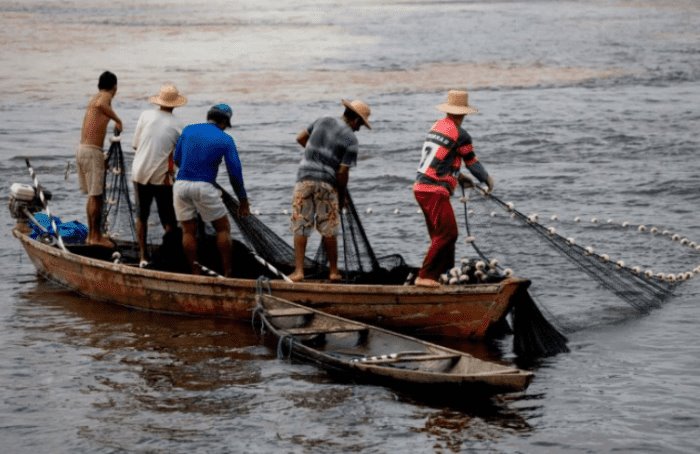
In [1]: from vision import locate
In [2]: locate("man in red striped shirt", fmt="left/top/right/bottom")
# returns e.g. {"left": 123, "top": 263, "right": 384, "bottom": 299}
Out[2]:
{"left": 413, "top": 90, "right": 494, "bottom": 287}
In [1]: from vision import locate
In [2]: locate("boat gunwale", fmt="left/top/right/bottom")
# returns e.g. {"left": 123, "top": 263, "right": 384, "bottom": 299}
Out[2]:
{"left": 258, "top": 293, "right": 522, "bottom": 371}
{"left": 14, "top": 227, "right": 527, "bottom": 297}
{"left": 257, "top": 294, "right": 534, "bottom": 388}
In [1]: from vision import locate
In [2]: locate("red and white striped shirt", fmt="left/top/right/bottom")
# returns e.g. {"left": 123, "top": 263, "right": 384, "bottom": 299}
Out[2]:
{"left": 413, "top": 117, "right": 487, "bottom": 196}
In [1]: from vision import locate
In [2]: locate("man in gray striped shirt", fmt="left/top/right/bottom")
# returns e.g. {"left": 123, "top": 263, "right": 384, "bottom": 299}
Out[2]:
{"left": 288, "top": 99, "right": 372, "bottom": 282}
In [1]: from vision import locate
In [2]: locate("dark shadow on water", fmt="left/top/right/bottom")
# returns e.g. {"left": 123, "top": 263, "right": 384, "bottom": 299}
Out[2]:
{"left": 277, "top": 362, "right": 537, "bottom": 450}
{"left": 255, "top": 328, "right": 538, "bottom": 441}
{"left": 17, "top": 277, "right": 542, "bottom": 440}
{"left": 17, "top": 279, "right": 266, "bottom": 400}
{"left": 411, "top": 394, "right": 539, "bottom": 451}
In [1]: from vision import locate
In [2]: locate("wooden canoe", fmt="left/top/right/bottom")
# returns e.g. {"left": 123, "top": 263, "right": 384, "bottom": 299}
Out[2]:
{"left": 12, "top": 226, "right": 529, "bottom": 339}
{"left": 254, "top": 292, "right": 534, "bottom": 393}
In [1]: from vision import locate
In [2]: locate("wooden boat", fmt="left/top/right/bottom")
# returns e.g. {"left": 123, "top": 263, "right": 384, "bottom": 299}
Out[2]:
{"left": 254, "top": 292, "right": 534, "bottom": 393}
{"left": 12, "top": 225, "right": 530, "bottom": 339}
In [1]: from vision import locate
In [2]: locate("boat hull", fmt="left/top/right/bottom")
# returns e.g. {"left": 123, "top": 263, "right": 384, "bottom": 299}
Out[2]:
{"left": 14, "top": 228, "right": 528, "bottom": 339}
{"left": 256, "top": 294, "right": 533, "bottom": 393}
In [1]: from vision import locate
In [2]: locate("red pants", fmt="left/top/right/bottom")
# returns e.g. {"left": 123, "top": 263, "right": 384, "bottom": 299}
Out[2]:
{"left": 415, "top": 191, "right": 458, "bottom": 281}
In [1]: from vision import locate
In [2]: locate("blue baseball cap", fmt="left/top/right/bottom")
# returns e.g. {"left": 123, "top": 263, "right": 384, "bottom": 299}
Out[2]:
{"left": 208, "top": 103, "right": 233, "bottom": 127}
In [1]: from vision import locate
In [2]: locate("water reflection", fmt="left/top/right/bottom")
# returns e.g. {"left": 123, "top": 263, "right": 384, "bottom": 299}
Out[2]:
{"left": 16, "top": 278, "right": 539, "bottom": 422}
{"left": 17, "top": 280, "right": 267, "bottom": 411}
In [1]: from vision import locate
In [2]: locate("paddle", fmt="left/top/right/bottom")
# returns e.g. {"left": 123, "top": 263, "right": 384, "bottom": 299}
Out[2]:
{"left": 25, "top": 158, "right": 67, "bottom": 251}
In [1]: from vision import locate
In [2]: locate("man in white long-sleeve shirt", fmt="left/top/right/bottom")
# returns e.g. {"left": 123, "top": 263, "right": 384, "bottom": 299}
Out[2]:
{"left": 131, "top": 84, "right": 187, "bottom": 267}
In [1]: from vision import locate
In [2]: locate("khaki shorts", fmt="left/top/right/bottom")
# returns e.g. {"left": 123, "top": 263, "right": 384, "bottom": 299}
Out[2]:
{"left": 76, "top": 144, "right": 105, "bottom": 196}
{"left": 173, "top": 180, "right": 227, "bottom": 222}
{"left": 290, "top": 180, "right": 340, "bottom": 237}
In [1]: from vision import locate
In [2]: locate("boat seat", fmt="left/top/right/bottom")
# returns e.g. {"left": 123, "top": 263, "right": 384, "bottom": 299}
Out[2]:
{"left": 265, "top": 308, "right": 314, "bottom": 317}
{"left": 354, "top": 353, "right": 461, "bottom": 364}
{"left": 286, "top": 326, "right": 368, "bottom": 336}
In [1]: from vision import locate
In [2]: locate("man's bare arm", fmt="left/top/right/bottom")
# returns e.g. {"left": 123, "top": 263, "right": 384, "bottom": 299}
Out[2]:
{"left": 336, "top": 164, "right": 349, "bottom": 207}
{"left": 97, "top": 93, "right": 123, "bottom": 132}
{"left": 296, "top": 128, "right": 309, "bottom": 147}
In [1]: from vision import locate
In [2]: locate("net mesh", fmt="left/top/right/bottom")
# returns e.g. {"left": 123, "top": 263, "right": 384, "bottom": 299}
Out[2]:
{"left": 218, "top": 184, "right": 413, "bottom": 284}
{"left": 97, "top": 140, "right": 411, "bottom": 284}
{"left": 101, "top": 137, "right": 137, "bottom": 244}
{"left": 457, "top": 186, "right": 693, "bottom": 314}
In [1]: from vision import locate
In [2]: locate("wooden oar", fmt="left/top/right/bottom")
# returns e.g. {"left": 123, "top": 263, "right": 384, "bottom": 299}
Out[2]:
{"left": 25, "top": 158, "right": 67, "bottom": 251}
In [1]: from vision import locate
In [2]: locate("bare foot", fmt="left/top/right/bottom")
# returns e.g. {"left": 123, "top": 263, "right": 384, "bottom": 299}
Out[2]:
{"left": 329, "top": 273, "right": 342, "bottom": 282}
{"left": 87, "top": 236, "right": 115, "bottom": 249}
{"left": 415, "top": 277, "right": 441, "bottom": 287}
{"left": 288, "top": 271, "right": 304, "bottom": 282}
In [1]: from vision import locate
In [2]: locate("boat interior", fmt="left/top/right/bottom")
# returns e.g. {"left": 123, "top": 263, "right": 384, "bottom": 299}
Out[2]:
{"left": 258, "top": 295, "right": 514, "bottom": 375}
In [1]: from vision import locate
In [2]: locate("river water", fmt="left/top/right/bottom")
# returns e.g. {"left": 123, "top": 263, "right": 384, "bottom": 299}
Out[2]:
{"left": 1, "top": 1, "right": 699, "bottom": 452}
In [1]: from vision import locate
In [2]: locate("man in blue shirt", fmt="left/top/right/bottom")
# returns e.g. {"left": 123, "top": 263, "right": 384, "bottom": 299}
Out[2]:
{"left": 173, "top": 104, "right": 250, "bottom": 277}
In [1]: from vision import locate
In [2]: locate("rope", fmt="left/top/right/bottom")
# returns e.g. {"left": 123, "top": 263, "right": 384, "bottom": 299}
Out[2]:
{"left": 253, "top": 277, "right": 272, "bottom": 334}
{"left": 251, "top": 305, "right": 265, "bottom": 335}
{"left": 256, "top": 276, "right": 272, "bottom": 296}
{"left": 460, "top": 186, "right": 493, "bottom": 264}
{"left": 276, "top": 335, "right": 295, "bottom": 360}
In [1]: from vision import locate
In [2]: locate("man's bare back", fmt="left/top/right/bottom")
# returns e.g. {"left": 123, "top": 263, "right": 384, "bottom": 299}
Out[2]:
{"left": 80, "top": 90, "right": 122, "bottom": 148}
{"left": 78, "top": 72, "right": 122, "bottom": 249}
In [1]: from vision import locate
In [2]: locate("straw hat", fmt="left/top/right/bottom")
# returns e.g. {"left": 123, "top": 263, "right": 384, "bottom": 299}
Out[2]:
{"left": 341, "top": 99, "right": 372, "bottom": 129}
{"left": 436, "top": 90, "right": 478, "bottom": 115}
{"left": 149, "top": 84, "right": 188, "bottom": 108}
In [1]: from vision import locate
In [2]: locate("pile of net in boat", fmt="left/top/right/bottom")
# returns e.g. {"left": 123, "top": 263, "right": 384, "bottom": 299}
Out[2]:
{"left": 97, "top": 136, "right": 411, "bottom": 284}
{"left": 457, "top": 186, "right": 699, "bottom": 315}
{"left": 218, "top": 185, "right": 412, "bottom": 285}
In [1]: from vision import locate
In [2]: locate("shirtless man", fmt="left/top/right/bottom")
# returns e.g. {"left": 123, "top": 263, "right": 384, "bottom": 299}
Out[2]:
{"left": 77, "top": 71, "right": 123, "bottom": 247}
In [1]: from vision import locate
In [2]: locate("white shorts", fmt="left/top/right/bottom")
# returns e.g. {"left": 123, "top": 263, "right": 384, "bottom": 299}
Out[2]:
{"left": 173, "top": 180, "right": 227, "bottom": 222}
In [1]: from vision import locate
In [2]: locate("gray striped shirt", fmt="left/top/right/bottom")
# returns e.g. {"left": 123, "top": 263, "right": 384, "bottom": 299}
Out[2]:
{"left": 296, "top": 116, "right": 358, "bottom": 186}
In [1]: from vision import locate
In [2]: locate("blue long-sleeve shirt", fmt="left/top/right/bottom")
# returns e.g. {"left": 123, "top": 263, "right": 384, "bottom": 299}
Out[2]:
{"left": 174, "top": 122, "right": 247, "bottom": 200}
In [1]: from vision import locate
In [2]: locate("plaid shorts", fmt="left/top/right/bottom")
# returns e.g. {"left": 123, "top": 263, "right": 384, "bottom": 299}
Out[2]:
{"left": 290, "top": 180, "right": 340, "bottom": 237}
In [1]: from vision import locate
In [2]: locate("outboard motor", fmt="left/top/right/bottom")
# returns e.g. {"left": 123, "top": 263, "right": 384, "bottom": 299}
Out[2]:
{"left": 9, "top": 182, "right": 51, "bottom": 220}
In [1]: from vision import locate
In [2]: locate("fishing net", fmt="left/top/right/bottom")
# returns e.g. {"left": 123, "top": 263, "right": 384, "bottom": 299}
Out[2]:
{"left": 96, "top": 137, "right": 410, "bottom": 284}
{"left": 90, "top": 138, "right": 698, "bottom": 358}
{"left": 457, "top": 186, "right": 698, "bottom": 315}
{"left": 101, "top": 135, "right": 137, "bottom": 245}
{"left": 315, "top": 192, "right": 412, "bottom": 284}
{"left": 218, "top": 185, "right": 413, "bottom": 284}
